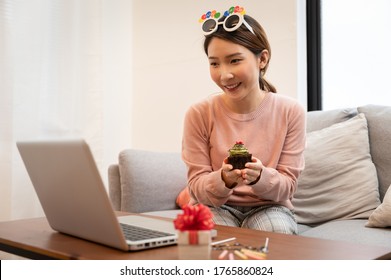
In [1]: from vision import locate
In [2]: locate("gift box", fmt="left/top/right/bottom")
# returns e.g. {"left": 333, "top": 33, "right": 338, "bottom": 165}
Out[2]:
{"left": 174, "top": 204, "right": 214, "bottom": 260}
{"left": 177, "top": 230, "right": 211, "bottom": 259}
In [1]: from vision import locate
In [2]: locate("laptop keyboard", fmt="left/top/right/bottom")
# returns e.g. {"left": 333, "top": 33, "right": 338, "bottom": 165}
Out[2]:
{"left": 120, "top": 223, "right": 175, "bottom": 241}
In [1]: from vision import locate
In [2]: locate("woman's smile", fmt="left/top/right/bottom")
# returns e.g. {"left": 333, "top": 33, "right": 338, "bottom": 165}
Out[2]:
{"left": 224, "top": 82, "right": 241, "bottom": 92}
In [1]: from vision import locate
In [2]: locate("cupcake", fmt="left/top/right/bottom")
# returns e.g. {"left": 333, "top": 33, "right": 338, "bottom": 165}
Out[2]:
{"left": 227, "top": 141, "right": 252, "bottom": 170}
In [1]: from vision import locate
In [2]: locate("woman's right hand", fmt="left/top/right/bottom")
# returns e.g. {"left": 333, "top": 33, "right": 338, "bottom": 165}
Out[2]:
{"left": 221, "top": 158, "right": 243, "bottom": 189}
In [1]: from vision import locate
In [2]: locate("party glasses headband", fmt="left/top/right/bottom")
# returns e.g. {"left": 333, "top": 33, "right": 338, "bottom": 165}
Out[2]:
{"left": 199, "top": 6, "right": 255, "bottom": 36}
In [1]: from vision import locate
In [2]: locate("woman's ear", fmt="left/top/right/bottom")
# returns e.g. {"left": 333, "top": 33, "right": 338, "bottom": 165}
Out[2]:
{"left": 258, "top": 49, "right": 269, "bottom": 70}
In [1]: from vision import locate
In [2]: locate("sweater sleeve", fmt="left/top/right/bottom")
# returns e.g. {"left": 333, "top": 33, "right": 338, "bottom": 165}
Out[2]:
{"left": 181, "top": 103, "right": 233, "bottom": 207}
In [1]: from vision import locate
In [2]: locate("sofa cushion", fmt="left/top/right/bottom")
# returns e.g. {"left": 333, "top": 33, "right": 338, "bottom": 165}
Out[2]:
{"left": 306, "top": 107, "right": 357, "bottom": 132}
{"left": 300, "top": 219, "right": 391, "bottom": 248}
{"left": 366, "top": 184, "right": 391, "bottom": 228}
{"left": 358, "top": 105, "right": 391, "bottom": 201}
{"left": 293, "top": 114, "right": 381, "bottom": 225}
{"left": 118, "top": 149, "right": 187, "bottom": 213}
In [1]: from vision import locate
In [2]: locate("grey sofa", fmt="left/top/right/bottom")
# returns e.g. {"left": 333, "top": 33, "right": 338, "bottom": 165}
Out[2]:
{"left": 108, "top": 105, "right": 391, "bottom": 249}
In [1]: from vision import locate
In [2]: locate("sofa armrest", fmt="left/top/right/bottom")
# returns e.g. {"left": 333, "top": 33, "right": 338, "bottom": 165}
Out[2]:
{"left": 108, "top": 164, "right": 121, "bottom": 211}
{"left": 116, "top": 149, "right": 187, "bottom": 213}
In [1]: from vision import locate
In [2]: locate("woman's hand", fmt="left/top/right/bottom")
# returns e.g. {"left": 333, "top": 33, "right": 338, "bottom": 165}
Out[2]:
{"left": 221, "top": 158, "right": 243, "bottom": 189}
{"left": 242, "top": 157, "right": 263, "bottom": 185}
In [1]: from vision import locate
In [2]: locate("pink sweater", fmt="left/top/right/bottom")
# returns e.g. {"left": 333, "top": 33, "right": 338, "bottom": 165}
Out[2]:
{"left": 182, "top": 92, "right": 306, "bottom": 210}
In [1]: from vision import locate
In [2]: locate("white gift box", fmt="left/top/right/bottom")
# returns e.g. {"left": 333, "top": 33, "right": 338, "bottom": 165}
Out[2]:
{"left": 177, "top": 230, "right": 211, "bottom": 260}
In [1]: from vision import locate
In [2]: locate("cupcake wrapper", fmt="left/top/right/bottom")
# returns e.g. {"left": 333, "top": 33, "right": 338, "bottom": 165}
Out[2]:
{"left": 228, "top": 154, "right": 252, "bottom": 169}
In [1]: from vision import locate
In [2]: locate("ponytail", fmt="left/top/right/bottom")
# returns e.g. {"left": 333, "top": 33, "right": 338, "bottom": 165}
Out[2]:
{"left": 259, "top": 73, "right": 277, "bottom": 93}
{"left": 260, "top": 71, "right": 277, "bottom": 93}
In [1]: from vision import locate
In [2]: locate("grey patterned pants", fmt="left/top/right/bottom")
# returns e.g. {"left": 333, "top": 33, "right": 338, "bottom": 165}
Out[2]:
{"left": 210, "top": 204, "right": 298, "bottom": 234}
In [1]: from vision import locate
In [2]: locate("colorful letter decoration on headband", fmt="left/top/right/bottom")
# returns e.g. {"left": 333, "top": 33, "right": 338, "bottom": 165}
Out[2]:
{"left": 199, "top": 6, "right": 244, "bottom": 23}
{"left": 199, "top": 10, "right": 221, "bottom": 22}
{"left": 199, "top": 6, "right": 255, "bottom": 36}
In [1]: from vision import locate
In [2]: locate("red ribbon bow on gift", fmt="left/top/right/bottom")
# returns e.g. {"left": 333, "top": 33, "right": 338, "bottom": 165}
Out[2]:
{"left": 174, "top": 204, "right": 214, "bottom": 231}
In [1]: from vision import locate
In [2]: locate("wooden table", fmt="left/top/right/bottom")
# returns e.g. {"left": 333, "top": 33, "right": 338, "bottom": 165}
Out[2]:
{"left": 1, "top": 214, "right": 390, "bottom": 260}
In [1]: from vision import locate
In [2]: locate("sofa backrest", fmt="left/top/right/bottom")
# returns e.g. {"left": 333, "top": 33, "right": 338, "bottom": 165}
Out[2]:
{"left": 114, "top": 149, "right": 187, "bottom": 213}
{"left": 306, "top": 107, "right": 358, "bottom": 132}
{"left": 357, "top": 105, "right": 391, "bottom": 201}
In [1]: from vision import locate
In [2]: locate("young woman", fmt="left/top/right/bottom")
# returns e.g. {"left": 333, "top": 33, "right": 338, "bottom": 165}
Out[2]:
{"left": 180, "top": 7, "right": 306, "bottom": 234}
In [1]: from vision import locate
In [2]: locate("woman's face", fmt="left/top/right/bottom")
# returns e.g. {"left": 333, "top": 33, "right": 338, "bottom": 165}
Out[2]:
{"left": 207, "top": 37, "right": 266, "bottom": 102}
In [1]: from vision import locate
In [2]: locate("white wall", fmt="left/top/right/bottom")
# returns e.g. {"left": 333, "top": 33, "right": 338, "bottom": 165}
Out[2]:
{"left": 130, "top": 0, "right": 306, "bottom": 152}
{"left": 102, "top": 0, "right": 133, "bottom": 178}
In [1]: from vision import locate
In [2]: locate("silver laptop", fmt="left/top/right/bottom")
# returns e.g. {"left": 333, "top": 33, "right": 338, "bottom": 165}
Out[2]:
{"left": 16, "top": 139, "right": 178, "bottom": 251}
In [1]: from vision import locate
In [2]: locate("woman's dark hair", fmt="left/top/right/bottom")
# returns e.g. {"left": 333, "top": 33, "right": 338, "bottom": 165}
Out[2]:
{"left": 203, "top": 14, "right": 276, "bottom": 93}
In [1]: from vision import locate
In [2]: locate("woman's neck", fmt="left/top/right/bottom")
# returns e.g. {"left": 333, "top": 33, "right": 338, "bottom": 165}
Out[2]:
{"left": 222, "top": 90, "right": 266, "bottom": 114}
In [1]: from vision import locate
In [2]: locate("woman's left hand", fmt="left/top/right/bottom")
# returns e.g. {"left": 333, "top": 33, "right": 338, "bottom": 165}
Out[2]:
{"left": 242, "top": 157, "right": 263, "bottom": 185}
